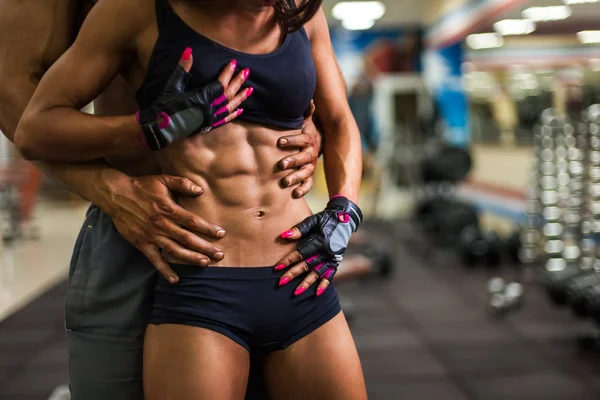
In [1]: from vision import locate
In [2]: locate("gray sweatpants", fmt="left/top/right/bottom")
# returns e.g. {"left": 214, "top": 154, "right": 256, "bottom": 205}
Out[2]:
{"left": 65, "top": 205, "right": 269, "bottom": 399}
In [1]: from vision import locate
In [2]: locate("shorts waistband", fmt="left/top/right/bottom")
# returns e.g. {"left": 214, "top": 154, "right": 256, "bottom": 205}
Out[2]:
{"left": 169, "top": 264, "right": 281, "bottom": 281}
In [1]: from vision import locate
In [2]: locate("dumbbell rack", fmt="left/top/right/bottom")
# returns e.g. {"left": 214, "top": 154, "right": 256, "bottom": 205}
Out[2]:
{"left": 536, "top": 105, "right": 600, "bottom": 333}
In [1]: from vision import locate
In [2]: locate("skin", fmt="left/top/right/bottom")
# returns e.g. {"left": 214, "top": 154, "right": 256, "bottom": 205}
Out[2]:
{"left": 0, "top": 0, "right": 321, "bottom": 283}
{"left": 15, "top": 0, "right": 366, "bottom": 398}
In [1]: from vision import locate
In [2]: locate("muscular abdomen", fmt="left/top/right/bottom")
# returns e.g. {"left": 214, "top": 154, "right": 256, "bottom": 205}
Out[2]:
{"left": 157, "top": 122, "right": 312, "bottom": 267}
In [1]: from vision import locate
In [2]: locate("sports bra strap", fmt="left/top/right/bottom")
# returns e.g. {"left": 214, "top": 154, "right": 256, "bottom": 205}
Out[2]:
{"left": 153, "top": 0, "right": 171, "bottom": 32}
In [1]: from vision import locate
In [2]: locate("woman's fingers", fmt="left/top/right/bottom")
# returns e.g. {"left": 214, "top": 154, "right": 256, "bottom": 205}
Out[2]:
{"left": 278, "top": 259, "right": 309, "bottom": 287}
{"left": 293, "top": 270, "right": 320, "bottom": 296}
{"left": 315, "top": 278, "right": 330, "bottom": 296}
{"left": 274, "top": 250, "right": 303, "bottom": 271}
{"left": 178, "top": 47, "right": 193, "bottom": 72}
{"left": 217, "top": 59, "right": 238, "bottom": 89}
{"left": 213, "top": 86, "right": 253, "bottom": 121}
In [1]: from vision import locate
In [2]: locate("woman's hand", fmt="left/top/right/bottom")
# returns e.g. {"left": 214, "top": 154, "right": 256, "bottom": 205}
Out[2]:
{"left": 138, "top": 47, "right": 252, "bottom": 150}
{"left": 107, "top": 174, "right": 227, "bottom": 284}
{"left": 274, "top": 196, "right": 363, "bottom": 296}
{"left": 277, "top": 101, "right": 321, "bottom": 198}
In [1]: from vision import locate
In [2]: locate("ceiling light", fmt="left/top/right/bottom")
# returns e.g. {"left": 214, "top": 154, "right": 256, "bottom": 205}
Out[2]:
{"left": 466, "top": 33, "right": 504, "bottom": 49}
{"left": 341, "top": 19, "right": 376, "bottom": 30}
{"left": 578, "top": 30, "right": 600, "bottom": 43}
{"left": 332, "top": 1, "right": 386, "bottom": 21}
{"left": 563, "top": 0, "right": 598, "bottom": 4}
{"left": 494, "top": 19, "right": 536, "bottom": 36}
{"left": 523, "top": 6, "right": 571, "bottom": 22}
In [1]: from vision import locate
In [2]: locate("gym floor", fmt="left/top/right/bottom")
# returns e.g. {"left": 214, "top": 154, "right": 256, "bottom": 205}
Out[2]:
{"left": 1, "top": 219, "right": 600, "bottom": 399}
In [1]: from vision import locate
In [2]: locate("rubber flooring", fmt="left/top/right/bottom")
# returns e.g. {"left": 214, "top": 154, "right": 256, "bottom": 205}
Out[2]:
{"left": 1, "top": 221, "right": 600, "bottom": 399}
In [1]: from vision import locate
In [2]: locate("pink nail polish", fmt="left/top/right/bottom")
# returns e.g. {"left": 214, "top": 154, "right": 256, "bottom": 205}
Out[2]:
{"left": 243, "top": 68, "right": 250, "bottom": 79}
{"left": 231, "top": 59, "right": 237, "bottom": 70}
{"left": 182, "top": 47, "right": 192, "bottom": 61}
{"left": 214, "top": 106, "right": 228, "bottom": 117}
{"left": 213, "top": 119, "right": 225, "bottom": 128}
{"left": 280, "top": 230, "right": 294, "bottom": 239}
{"left": 274, "top": 264, "right": 286, "bottom": 271}
{"left": 246, "top": 87, "right": 254, "bottom": 97}
{"left": 237, "top": 108, "right": 244, "bottom": 116}
{"left": 279, "top": 277, "right": 290, "bottom": 286}
{"left": 294, "top": 287, "right": 306, "bottom": 296}
{"left": 316, "top": 287, "right": 325, "bottom": 296}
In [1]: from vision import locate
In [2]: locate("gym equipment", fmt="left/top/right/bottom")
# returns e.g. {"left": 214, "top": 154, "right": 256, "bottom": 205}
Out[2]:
{"left": 421, "top": 145, "right": 472, "bottom": 183}
{"left": 459, "top": 227, "right": 502, "bottom": 267}
{"left": 487, "top": 280, "right": 524, "bottom": 316}
{"left": 415, "top": 196, "right": 480, "bottom": 247}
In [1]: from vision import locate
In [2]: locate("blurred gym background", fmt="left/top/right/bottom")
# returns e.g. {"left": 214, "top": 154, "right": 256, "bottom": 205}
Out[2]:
{"left": 2, "top": 0, "right": 600, "bottom": 399}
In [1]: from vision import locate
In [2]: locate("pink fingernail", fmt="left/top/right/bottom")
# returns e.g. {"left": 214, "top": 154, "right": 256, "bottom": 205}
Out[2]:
{"left": 338, "top": 212, "right": 350, "bottom": 223}
{"left": 243, "top": 68, "right": 250, "bottom": 79}
{"left": 231, "top": 59, "right": 237, "bottom": 70}
{"left": 306, "top": 254, "right": 319, "bottom": 263}
{"left": 214, "top": 106, "right": 228, "bottom": 117}
{"left": 279, "top": 277, "right": 290, "bottom": 286}
{"left": 274, "top": 264, "right": 286, "bottom": 271}
{"left": 213, "top": 119, "right": 226, "bottom": 128}
{"left": 156, "top": 112, "right": 171, "bottom": 129}
{"left": 280, "top": 230, "right": 294, "bottom": 239}
{"left": 211, "top": 94, "right": 227, "bottom": 107}
{"left": 316, "top": 287, "right": 326, "bottom": 296}
{"left": 294, "top": 287, "right": 306, "bottom": 296}
{"left": 182, "top": 47, "right": 192, "bottom": 61}
{"left": 246, "top": 87, "right": 254, "bottom": 97}
{"left": 237, "top": 108, "right": 244, "bottom": 116}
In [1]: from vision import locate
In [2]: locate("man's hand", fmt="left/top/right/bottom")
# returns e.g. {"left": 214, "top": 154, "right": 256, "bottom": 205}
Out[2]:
{"left": 108, "top": 175, "right": 226, "bottom": 283}
{"left": 277, "top": 101, "right": 322, "bottom": 198}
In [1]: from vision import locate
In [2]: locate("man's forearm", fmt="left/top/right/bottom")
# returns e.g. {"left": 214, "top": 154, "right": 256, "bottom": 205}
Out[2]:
{"left": 0, "top": 75, "right": 126, "bottom": 215}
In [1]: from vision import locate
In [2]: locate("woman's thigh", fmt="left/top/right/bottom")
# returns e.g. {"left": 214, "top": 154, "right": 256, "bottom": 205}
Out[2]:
{"left": 263, "top": 312, "right": 367, "bottom": 400}
{"left": 144, "top": 324, "right": 250, "bottom": 400}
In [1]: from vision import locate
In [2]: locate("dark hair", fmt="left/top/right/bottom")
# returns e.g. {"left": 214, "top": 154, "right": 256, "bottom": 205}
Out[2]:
{"left": 273, "top": 0, "right": 322, "bottom": 32}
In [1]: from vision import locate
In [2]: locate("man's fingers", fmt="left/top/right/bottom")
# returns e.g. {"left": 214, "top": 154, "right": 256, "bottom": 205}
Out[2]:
{"left": 278, "top": 148, "right": 315, "bottom": 170}
{"left": 278, "top": 133, "right": 311, "bottom": 149}
{"left": 281, "top": 163, "right": 315, "bottom": 188}
{"left": 293, "top": 177, "right": 313, "bottom": 199}
{"left": 171, "top": 208, "right": 226, "bottom": 240}
{"left": 141, "top": 246, "right": 179, "bottom": 284}
{"left": 178, "top": 47, "right": 193, "bottom": 73}
{"left": 160, "top": 175, "right": 203, "bottom": 196}
{"left": 293, "top": 271, "right": 320, "bottom": 296}
{"left": 274, "top": 250, "right": 303, "bottom": 271}
{"left": 278, "top": 260, "right": 310, "bottom": 287}
{"left": 217, "top": 59, "right": 237, "bottom": 88}
{"left": 156, "top": 236, "right": 212, "bottom": 266}
{"left": 156, "top": 219, "right": 224, "bottom": 261}
{"left": 303, "top": 100, "right": 315, "bottom": 118}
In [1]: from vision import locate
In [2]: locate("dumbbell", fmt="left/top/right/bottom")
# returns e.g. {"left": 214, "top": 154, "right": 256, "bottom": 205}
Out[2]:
{"left": 459, "top": 227, "right": 502, "bottom": 267}
{"left": 487, "top": 279, "right": 524, "bottom": 316}
{"left": 565, "top": 270, "right": 600, "bottom": 317}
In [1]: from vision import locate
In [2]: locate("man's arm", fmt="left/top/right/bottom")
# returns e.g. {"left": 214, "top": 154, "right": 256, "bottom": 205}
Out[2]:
{"left": 0, "top": 0, "right": 226, "bottom": 282}
{"left": 0, "top": 0, "right": 122, "bottom": 205}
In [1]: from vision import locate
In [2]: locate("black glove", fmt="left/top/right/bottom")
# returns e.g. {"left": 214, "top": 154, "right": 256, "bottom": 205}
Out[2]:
{"left": 137, "top": 66, "right": 229, "bottom": 151}
{"left": 294, "top": 196, "right": 362, "bottom": 281}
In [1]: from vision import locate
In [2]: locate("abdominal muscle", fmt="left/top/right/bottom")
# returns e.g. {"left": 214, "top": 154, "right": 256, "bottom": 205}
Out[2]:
{"left": 156, "top": 121, "right": 313, "bottom": 267}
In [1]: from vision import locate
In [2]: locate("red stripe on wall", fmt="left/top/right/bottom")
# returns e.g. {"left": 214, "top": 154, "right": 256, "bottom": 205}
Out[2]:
{"left": 463, "top": 179, "right": 525, "bottom": 200}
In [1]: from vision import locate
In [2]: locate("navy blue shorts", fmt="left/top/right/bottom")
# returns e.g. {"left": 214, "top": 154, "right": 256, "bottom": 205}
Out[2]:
{"left": 150, "top": 264, "right": 341, "bottom": 354}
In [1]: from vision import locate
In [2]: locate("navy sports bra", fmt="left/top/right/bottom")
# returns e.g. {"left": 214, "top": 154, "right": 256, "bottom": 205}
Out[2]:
{"left": 136, "top": 0, "right": 317, "bottom": 130}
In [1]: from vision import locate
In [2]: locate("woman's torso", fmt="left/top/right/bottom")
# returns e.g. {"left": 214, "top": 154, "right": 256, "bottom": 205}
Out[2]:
{"left": 125, "top": 0, "right": 317, "bottom": 266}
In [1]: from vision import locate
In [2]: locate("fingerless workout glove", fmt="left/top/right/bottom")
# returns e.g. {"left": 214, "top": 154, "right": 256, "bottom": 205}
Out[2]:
{"left": 137, "top": 66, "right": 229, "bottom": 151}
{"left": 295, "top": 196, "right": 363, "bottom": 281}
